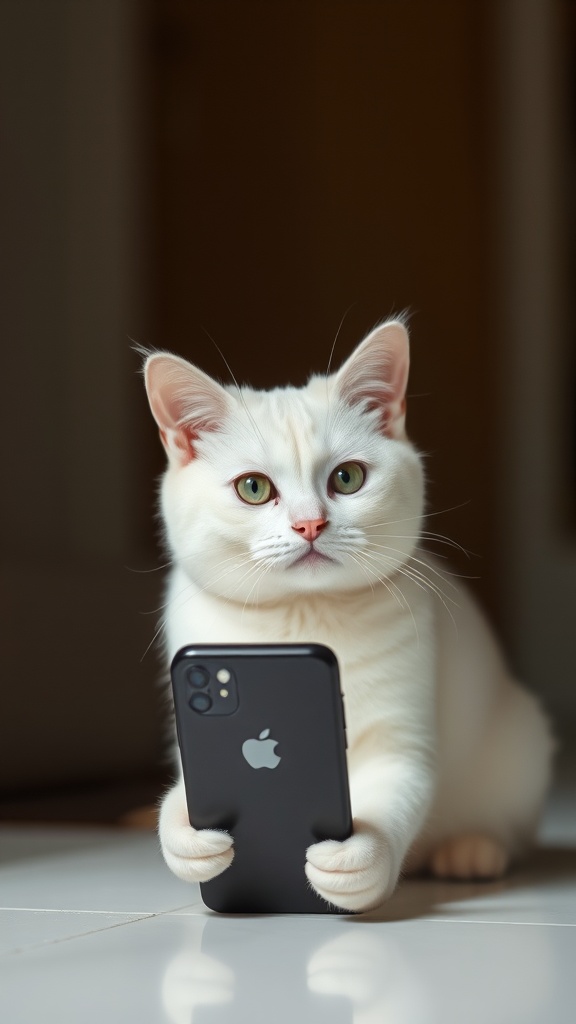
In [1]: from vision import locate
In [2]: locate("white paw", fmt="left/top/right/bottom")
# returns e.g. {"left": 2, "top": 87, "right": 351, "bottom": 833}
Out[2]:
{"left": 430, "top": 834, "right": 509, "bottom": 880}
{"left": 159, "top": 782, "right": 234, "bottom": 883}
{"left": 305, "top": 822, "right": 394, "bottom": 912}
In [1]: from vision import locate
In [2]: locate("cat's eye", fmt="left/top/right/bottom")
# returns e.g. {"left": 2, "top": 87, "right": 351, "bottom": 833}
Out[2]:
{"left": 234, "top": 474, "right": 276, "bottom": 505}
{"left": 330, "top": 461, "right": 365, "bottom": 495}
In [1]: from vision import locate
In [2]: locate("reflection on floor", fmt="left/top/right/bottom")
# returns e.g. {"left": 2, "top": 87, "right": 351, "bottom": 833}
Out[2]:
{"left": 1, "top": 785, "right": 575, "bottom": 1024}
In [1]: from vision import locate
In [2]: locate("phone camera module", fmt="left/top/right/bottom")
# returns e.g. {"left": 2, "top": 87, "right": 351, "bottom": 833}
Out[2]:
{"left": 187, "top": 666, "right": 209, "bottom": 689}
{"left": 189, "top": 691, "right": 212, "bottom": 713}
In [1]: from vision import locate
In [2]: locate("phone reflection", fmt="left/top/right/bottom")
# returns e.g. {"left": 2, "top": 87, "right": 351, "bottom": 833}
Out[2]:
{"left": 160, "top": 909, "right": 554, "bottom": 1024}
{"left": 308, "top": 923, "right": 556, "bottom": 1024}
{"left": 160, "top": 914, "right": 424, "bottom": 1024}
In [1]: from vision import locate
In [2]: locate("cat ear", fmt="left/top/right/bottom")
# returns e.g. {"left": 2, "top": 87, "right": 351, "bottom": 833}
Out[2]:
{"left": 144, "top": 352, "right": 232, "bottom": 465}
{"left": 334, "top": 319, "right": 410, "bottom": 439}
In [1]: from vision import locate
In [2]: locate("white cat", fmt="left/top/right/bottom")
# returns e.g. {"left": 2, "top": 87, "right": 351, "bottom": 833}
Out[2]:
{"left": 143, "top": 319, "right": 553, "bottom": 913}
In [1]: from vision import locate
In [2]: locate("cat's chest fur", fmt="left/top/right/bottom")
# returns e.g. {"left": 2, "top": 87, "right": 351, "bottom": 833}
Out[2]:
{"left": 165, "top": 558, "right": 436, "bottom": 743}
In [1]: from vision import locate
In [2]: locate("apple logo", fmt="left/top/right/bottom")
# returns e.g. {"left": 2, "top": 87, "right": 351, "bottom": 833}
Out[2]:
{"left": 242, "top": 728, "right": 281, "bottom": 770}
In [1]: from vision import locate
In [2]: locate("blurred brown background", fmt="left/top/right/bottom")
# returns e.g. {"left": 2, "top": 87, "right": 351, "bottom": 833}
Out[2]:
{"left": 1, "top": 0, "right": 574, "bottom": 818}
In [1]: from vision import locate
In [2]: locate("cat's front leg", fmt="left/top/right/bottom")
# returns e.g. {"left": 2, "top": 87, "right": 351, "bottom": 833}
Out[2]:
{"left": 159, "top": 779, "right": 234, "bottom": 883}
{"left": 306, "top": 735, "right": 434, "bottom": 912}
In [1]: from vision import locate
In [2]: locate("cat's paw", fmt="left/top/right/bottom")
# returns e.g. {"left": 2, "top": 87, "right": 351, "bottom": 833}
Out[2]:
{"left": 430, "top": 834, "right": 509, "bottom": 880}
{"left": 162, "top": 824, "right": 234, "bottom": 884}
{"left": 159, "top": 782, "right": 234, "bottom": 883}
{"left": 305, "top": 822, "right": 394, "bottom": 913}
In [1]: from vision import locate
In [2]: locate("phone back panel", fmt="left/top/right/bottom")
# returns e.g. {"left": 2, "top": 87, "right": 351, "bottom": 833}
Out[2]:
{"left": 171, "top": 644, "right": 352, "bottom": 914}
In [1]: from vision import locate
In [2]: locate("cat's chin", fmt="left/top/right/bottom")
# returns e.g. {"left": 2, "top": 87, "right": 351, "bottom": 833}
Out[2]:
{"left": 271, "top": 553, "right": 372, "bottom": 598}
{"left": 289, "top": 549, "right": 337, "bottom": 569}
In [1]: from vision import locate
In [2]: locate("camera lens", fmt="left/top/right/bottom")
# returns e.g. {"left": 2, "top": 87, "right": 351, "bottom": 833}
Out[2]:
{"left": 187, "top": 666, "right": 209, "bottom": 689}
{"left": 189, "top": 692, "right": 212, "bottom": 714}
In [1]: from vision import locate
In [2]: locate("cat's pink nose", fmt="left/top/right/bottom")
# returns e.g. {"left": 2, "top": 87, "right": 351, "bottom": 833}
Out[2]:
{"left": 291, "top": 518, "right": 328, "bottom": 543}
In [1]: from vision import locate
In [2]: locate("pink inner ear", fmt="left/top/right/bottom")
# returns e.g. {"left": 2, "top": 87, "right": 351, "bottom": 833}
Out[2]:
{"left": 335, "top": 322, "right": 410, "bottom": 439}
{"left": 161, "top": 425, "right": 197, "bottom": 464}
{"left": 377, "top": 394, "right": 408, "bottom": 436}
{"left": 145, "top": 352, "right": 232, "bottom": 466}
{"left": 339, "top": 369, "right": 405, "bottom": 438}
{"left": 165, "top": 409, "right": 230, "bottom": 465}
{"left": 179, "top": 425, "right": 196, "bottom": 464}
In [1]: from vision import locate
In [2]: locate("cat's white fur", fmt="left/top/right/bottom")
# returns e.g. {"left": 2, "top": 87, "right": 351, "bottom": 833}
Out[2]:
{"left": 144, "top": 320, "right": 553, "bottom": 912}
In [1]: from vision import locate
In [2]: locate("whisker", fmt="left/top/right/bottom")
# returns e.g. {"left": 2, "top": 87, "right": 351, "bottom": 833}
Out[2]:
{"left": 362, "top": 548, "right": 459, "bottom": 634}
{"left": 397, "top": 562, "right": 459, "bottom": 635}
{"left": 353, "top": 551, "right": 420, "bottom": 646}
{"left": 367, "top": 544, "right": 461, "bottom": 593}
{"left": 419, "top": 532, "right": 476, "bottom": 558}
{"left": 202, "top": 558, "right": 274, "bottom": 632}
{"left": 200, "top": 324, "right": 267, "bottom": 451}
{"left": 366, "top": 531, "right": 475, "bottom": 559}
{"left": 353, "top": 550, "right": 401, "bottom": 606}
{"left": 363, "top": 546, "right": 459, "bottom": 605}
{"left": 367, "top": 535, "right": 477, "bottom": 580}
{"left": 146, "top": 551, "right": 252, "bottom": 614}
{"left": 127, "top": 537, "right": 253, "bottom": 578}
{"left": 366, "top": 500, "right": 472, "bottom": 530}
{"left": 139, "top": 553, "right": 259, "bottom": 660}
{"left": 226, "top": 560, "right": 267, "bottom": 607}
{"left": 242, "top": 560, "right": 273, "bottom": 620}
{"left": 126, "top": 562, "right": 174, "bottom": 575}
{"left": 347, "top": 551, "right": 376, "bottom": 595}
{"left": 253, "top": 560, "right": 274, "bottom": 610}
{"left": 352, "top": 548, "right": 405, "bottom": 607}
{"left": 325, "top": 303, "right": 356, "bottom": 380}
{"left": 140, "top": 615, "right": 170, "bottom": 664}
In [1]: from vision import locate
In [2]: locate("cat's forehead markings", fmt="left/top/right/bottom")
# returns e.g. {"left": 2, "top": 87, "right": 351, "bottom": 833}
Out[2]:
{"left": 240, "top": 386, "right": 327, "bottom": 476}
{"left": 244, "top": 387, "right": 316, "bottom": 433}
{"left": 276, "top": 391, "right": 326, "bottom": 462}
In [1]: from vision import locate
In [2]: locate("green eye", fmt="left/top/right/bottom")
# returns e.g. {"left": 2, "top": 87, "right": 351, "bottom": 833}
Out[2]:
{"left": 331, "top": 462, "right": 365, "bottom": 495}
{"left": 235, "top": 474, "right": 275, "bottom": 505}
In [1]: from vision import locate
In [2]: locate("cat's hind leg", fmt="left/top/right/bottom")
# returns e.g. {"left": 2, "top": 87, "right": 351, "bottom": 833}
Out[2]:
{"left": 409, "top": 682, "right": 554, "bottom": 881}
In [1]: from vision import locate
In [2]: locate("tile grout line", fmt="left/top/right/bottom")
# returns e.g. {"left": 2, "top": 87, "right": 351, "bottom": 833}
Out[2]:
{"left": 3, "top": 907, "right": 575, "bottom": 928}
{"left": 1, "top": 905, "right": 204, "bottom": 958}
{"left": 3, "top": 912, "right": 159, "bottom": 957}
{"left": 419, "top": 917, "right": 576, "bottom": 928}
{"left": 0, "top": 904, "right": 199, "bottom": 917}
{"left": 0, "top": 907, "right": 154, "bottom": 917}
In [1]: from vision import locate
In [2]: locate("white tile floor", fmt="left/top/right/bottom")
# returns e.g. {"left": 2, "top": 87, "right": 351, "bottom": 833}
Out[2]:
{"left": 1, "top": 789, "right": 575, "bottom": 1024}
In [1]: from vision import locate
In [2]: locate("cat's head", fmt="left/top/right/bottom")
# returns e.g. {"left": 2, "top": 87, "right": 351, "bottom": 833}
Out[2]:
{"left": 144, "top": 320, "right": 424, "bottom": 603}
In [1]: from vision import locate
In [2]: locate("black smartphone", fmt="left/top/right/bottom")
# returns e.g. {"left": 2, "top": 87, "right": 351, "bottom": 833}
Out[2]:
{"left": 170, "top": 643, "right": 352, "bottom": 914}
